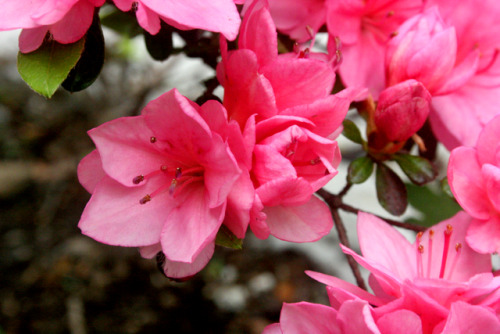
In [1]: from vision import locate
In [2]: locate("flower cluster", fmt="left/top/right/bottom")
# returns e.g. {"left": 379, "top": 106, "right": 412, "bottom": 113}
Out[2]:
{"left": 265, "top": 212, "right": 500, "bottom": 333}
{"left": 2, "top": 0, "right": 500, "bottom": 331}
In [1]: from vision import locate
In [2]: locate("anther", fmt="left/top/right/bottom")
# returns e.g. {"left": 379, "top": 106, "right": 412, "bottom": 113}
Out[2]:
{"left": 175, "top": 167, "right": 182, "bottom": 179}
{"left": 387, "top": 10, "right": 395, "bottom": 17}
{"left": 139, "top": 194, "right": 151, "bottom": 204}
{"left": 131, "top": 1, "right": 139, "bottom": 12}
{"left": 133, "top": 175, "right": 145, "bottom": 184}
{"left": 161, "top": 165, "right": 168, "bottom": 171}
{"left": 455, "top": 243, "right": 462, "bottom": 252}
{"left": 418, "top": 244, "right": 424, "bottom": 253}
{"left": 150, "top": 136, "right": 157, "bottom": 143}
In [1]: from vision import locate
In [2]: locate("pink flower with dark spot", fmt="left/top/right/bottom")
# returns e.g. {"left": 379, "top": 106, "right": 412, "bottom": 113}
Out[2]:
{"left": 0, "top": 0, "right": 105, "bottom": 53}
{"left": 112, "top": 0, "right": 241, "bottom": 40}
{"left": 77, "top": 89, "right": 249, "bottom": 279}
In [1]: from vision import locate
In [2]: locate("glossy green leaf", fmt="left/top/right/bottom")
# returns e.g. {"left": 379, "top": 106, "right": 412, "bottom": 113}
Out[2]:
{"left": 406, "top": 183, "right": 461, "bottom": 227}
{"left": 100, "top": 7, "right": 143, "bottom": 37}
{"left": 347, "top": 156, "right": 374, "bottom": 184}
{"left": 17, "top": 38, "right": 85, "bottom": 98}
{"left": 215, "top": 225, "right": 243, "bottom": 250}
{"left": 376, "top": 163, "right": 408, "bottom": 216}
{"left": 342, "top": 119, "right": 364, "bottom": 144}
{"left": 62, "top": 14, "right": 105, "bottom": 92}
{"left": 440, "top": 177, "right": 455, "bottom": 199}
{"left": 392, "top": 154, "right": 437, "bottom": 185}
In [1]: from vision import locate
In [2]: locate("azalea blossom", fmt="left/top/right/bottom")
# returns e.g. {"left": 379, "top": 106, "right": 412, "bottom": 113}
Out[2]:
{"left": 448, "top": 114, "right": 500, "bottom": 254}
{"left": 0, "top": 0, "right": 105, "bottom": 53}
{"left": 326, "top": 0, "right": 424, "bottom": 97}
{"left": 266, "top": 211, "right": 500, "bottom": 333}
{"left": 77, "top": 89, "right": 251, "bottom": 279}
{"left": 112, "top": 0, "right": 241, "bottom": 40}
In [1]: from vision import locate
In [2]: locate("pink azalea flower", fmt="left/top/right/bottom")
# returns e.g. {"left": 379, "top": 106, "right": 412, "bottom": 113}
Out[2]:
{"left": 385, "top": 7, "right": 478, "bottom": 96}
{"left": 77, "top": 89, "right": 249, "bottom": 279}
{"left": 0, "top": 0, "right": 105, "bottom": 53}
{"left": 112, "top": 0, "right": 241, "bottom": 40}
{"left": 303, "top": 211, "right": 500, "bottom": 333}
{"left": 373, "top": 79, "right": 431, "bottom": 143}
{"left": 217, "top": 0, "right": 337, "bottom": 128}
{"left": 326, "top": 0, "right": 424, "bottom": 96}
{"left": 448, "top": 114, "right": 500, "bottom": 254}
{"left": 424, "top": 0, "right": 500, "bottom": 149}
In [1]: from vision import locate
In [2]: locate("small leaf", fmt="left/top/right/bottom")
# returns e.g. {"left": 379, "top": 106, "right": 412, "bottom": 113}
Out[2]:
{"left": 17, "top": 38, "right": 85, "bottom": 98}
{"left": 440, "top": 177, "right": 455, "bottom": 199}
{"left": 376, "top": 163, "right": 407, "bottom": 216}
{"left": 347, "top": 156, "right": 374, "bottom": 184}
{"left": 342, "top": 119, "right": 364, "bottom": 144}
{"left": 144, "top": 22, "right": 174, "bottom": 61}
{"left": 100, "top": 7, "right": 143, "bottom": 37}
{"left": 215, "top": 225, "right": 243, "bottom": 250}
{"left": 62, "top": 13, "right": 105, "bottom": 92}
{"left": 406, "top": 183, "right": 461, "bottom": 227}
{"left": 392, "top": 154, "right": 437, "bottom": 185}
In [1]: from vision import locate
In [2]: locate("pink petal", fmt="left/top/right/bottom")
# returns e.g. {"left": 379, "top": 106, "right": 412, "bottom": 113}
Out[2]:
{"left": 417, "top": 211, "right": 492, "bottom": 281}
{"left": 0, "top": 0, "right": 42, "bottom": 29}
{"left": 263, "top": 195, "right": 333, "bottom": 242}
{"left": 336, "top": 31, "right": 386, "bottom": 98}
{"left": 221, "top": 50, "right": 278, "bottom": 126}
{"left": 135, "top": 2, "right": 161, "bottom": 35}
{"left": 202, "top": 133, "right": 241, "bottom": 208}
{"left": 257, "top": 177, "right": 313, "bottom": 207}
{"left": 357, "top": 212, "right": 416, "bottom": 280}
{"left": 140, "top": 0, "right": 241, "bottom": 40}
{"left": 249, "top": 194, "right": 270, "bottom": 240}
{"left": 376, "top": 309, "right": 422, "bottom": 334}
{"left": 79, "top": 175, "right": 173, "bottom": 247}
{"left": 88, "top": 116, "right": 165, "bottom": 187}
{"left": 199, "top": 100, "right": 229, "bottom": 136}
{"left": 280, "top": 302, "right": 340, "bottom": 334}
{"left": 306, "top": 270, "right": 384, "bottom": 307}
{"left": 484, "top": 164, "right": 500, "bottom": 212}
{"left": 19, "top": 26, "right": 48, "bottom": 53}
{"left": 441, "top": 301, "right": 500, "bottom": 334}
{"left": 260, "top": 58, "right": 335, "bottom": 111}
{"left": 239, "top": 0, "right": 277, "bottom": 67}
{"left": 158, "top": 241, "right": 215, "bottom": 279}
{"left": 30, "top": 0, "right": 79, "bottom": 25}
{"left": 143, "top": 89, "right": 213, "bottom": 152}
{"left": 50, "top": 0, "right": 94, "bottom": 44}
{"left": 476, "top": 114, "right": 500, "bottom": 166}
{"left": 223, "top": 170, "right": 254, "bottom": 239}
{"left": 139, "top": 243, "right": 161, "bottom": 259}
{"left": 448, "top": 147, "right": 490, "bottom": 219}
{"left": 77, "top": 149, "right": 105, "bottom": 194}
{"left": 255, "top": 115, "right": 315, "bottom": 143}
{"left": 262, "top": 323, "right": 282, "bottom": 334}
{"left": 112, "top": 0, "right": 134, "bottom": 12}
{"left": 161, "top": 186, "right": 224, "bottom": 262}
{"left": 466, "top": 216, "right": 500, "bottom": 254}
{"left": 337, "top": 299, "right": 379, "bottom": 334}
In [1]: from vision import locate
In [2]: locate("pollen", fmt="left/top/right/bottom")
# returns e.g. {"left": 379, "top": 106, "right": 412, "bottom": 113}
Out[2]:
{"left": 150, "top": 136, "right": 157, "bottom": 143}
{"left": 139, "top": 194, "right": 151, "bottom": 204}
{"left": 133, "top": 175, "right": 145, "bottom": 184}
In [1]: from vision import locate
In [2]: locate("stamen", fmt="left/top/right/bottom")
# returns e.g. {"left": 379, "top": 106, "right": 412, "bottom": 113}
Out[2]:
{"left": 139, "top": 194, "right": 151, "bottom": 204}
{"left": 426, "top": 230, "right": 434, "bottom": 278}
{"left": 169, "top": 179, "right": 178, "bottom": 195}
{"left": 387, "top": 10, "right": 395, "bottom": 17}
{"left": 446, "top": 243, "right": 462, "bottom": 280}
{"left": 390, "top": 31, "right": 399, "bottom": 38}
{"left": 416, "top": 232, "right": 424, "bottom": 278}
{"left": 133, "top": 175, "right": 145, "bottom": 184}
{"left": 172, "top": 176, "right": 204, "bottom": 197}
{"left": 150, "top": 136, "right": 157, "bottom": 143}
{"left": 439, "top": 224, "right": 453, "bottom": 279}
{"left": 329, "top": 36, "right": 343, "bottom": 69}
{"left": 175, "top": 167, "right": 182, "bottom": 179}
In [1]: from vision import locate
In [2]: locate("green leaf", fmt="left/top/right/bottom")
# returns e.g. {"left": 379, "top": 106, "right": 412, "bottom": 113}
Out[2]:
{"left": 376, "top": 163, "right": 408, "bottom": 216}
{"left": 215, "top": 225, "right": 243, "bottom": 250}
{"left": 440, "top": 177, "right": 455, "bottom": 199}
{"left": 347, "top": 156, "right": 374, "bottom": 184}
{"left": 17, "top": 38, "right": 85, "bottom": 98}
{"left": 342, "top": 119, "right": 364, "bottom": 144}
{"left": 392, "top": 154, "right": 437, "bottom": 185}
{"left": 62, "top": 13, "right": 105, "bottom": 92}
{"left": 406, "top": 183, "right": 461, "bottom": 227}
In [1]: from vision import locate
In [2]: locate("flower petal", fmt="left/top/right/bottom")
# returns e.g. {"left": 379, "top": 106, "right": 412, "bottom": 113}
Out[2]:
{"left": 280, "top": 302, "right": 340, "bottom": 334}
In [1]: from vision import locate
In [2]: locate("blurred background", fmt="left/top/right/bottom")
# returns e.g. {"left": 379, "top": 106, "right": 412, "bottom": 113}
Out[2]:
{"left": 0, "top": 26, "right": 457, "bottom": 333}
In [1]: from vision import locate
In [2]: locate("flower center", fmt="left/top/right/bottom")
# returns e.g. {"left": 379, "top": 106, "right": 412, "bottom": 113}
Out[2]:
{"left": 415, "top": 224, "right": 462, "bottom": 280}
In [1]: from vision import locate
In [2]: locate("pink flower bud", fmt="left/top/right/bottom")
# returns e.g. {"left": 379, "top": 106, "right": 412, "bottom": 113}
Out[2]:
{"left": 374, "top": 79, "right": 431, "bottom": 142}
